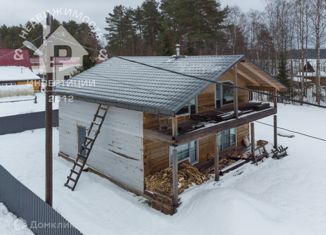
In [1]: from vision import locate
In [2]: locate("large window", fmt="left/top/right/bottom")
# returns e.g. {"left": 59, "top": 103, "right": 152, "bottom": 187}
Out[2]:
{"left": 217, "top": 128, "right": 236, "bottom": 151}
{"left": 176, "top": 98, "right": 196, "bottom": 115}
{"left": 170, "top": 140, "right": 198, "bottom": 164}
{"left": 216, "top": 82, "right": 234, "bottom": 108}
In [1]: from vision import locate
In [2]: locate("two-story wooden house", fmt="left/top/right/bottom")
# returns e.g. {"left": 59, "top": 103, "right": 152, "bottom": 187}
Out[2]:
{"left": 55, "top": 55, "right": 286, "bottom": 214}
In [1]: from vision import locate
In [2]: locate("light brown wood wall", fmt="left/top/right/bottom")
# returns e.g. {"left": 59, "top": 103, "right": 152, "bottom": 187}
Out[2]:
{"left": 197, "top": 84, "right": 216, "bottom": 113}
{"left": 143, "top": 69, "right": 251, "bottom": 176}
{"left": 237, "top": 124, "right": 249, "bottom": 145}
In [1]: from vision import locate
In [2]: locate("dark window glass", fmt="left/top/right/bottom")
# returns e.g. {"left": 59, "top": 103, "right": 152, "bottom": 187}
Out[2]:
{"left": 216, "top": 82, "right": 234, "bottom": 108}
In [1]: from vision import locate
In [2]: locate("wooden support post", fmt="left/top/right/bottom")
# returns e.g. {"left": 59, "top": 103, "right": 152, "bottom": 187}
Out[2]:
{"left": 274, "top": 115, "right": 278, "bottom": 149}
{"left": 171, "top": 116, "right": 178, "bottom": 208}
{"left": 171, "top": 117, "right": 178, "bottom": 138}
{"left": 250, "top": 122, "right": 257, "bottom": 164}
{"left": 215, "top": 135, "right": 220, "bottom": 181}
{"left": 171, "top": 147, "right": 178, "bottom": 207}
{"left": 273, "top": 90, "right": 278, "bottom": 109}
{"left": 234, "top": 65, "right": 239, "bottom": 118}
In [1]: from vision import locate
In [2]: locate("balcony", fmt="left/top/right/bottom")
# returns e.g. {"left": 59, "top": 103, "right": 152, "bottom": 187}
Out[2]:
{"left": 145, "top": 101, "right": 276, "bottom": 145}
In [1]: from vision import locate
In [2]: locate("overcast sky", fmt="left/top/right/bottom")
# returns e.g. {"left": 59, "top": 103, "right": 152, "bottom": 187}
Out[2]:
{"left": 220, "top": 0, "right": 265, "bottom": 12}
{"left": 1, "top": 0, "right": 265, "bottom": 36}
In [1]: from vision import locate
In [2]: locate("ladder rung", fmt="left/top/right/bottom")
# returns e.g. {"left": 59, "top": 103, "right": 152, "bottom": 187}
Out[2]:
{"left": 67, "top": 177, "right": 77, "bottom": 182}
{"left": 85, "top": 136, "right": 94, "bottom": 141}
{"left": 64, "top": 183, "right": 74, "bottom": 189}
{"left": 81, "top": 145, "right": 91, "bottom": 151}
{"left": 74, "top": 163, "right": 84, "bottom": 168}
{"left": 95, "top": 115, "right": 105, "bottom": 119}
{"left": 77, "top": 153, "right": 87, "bottom": 158}
{"left": 92, "top": 121, "right": 101, "bottom": 125}
{"left": 70, "top": 169, "right": 80, "bottom": 175}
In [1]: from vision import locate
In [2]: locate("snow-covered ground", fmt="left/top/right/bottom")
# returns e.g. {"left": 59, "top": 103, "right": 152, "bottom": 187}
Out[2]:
{"left": 0, "top": 92, "right": 59, "bottom": 117}
{"left": 0, "top": 203, "right": 33, "bottom": 235}
{"left": 0, "top": 104, "right": 326, "bottom": 235}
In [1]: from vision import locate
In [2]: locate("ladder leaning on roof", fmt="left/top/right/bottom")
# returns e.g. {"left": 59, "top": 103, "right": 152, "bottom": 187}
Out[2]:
{"left": 64, "top": 104, "right": 109, "bottom": 191}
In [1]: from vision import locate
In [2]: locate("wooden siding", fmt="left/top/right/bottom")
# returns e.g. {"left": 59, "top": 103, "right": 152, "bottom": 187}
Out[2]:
{"left": 59, "top": 100, "right": 144, "bottom": 194}
{"left": 220, "top": 70, "right": 249, "bottom": 105}
{"left": 197, "top": 84, "right": 215, "bottom": 112}
{"left": 237, "top": 124, "right": 249, "bottom": 145}
{"left": 143, "top": 70, "right": 251, "bottom": 176}
{"left": 198, "top": 135, "right": 216, "bottom": 163}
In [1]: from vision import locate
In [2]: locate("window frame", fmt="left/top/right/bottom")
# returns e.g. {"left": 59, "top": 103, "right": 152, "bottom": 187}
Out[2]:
{"left": 169, "top": 140, "right": 199, "bottom": 165}
{"left": 215, "top": 81, "right": 234, "bottom": 108}
{"left": 217, "top": 128, "right": 237, "bottom": 151}
{"left": 176, "top": 97, "right": 198, "bottom": 117}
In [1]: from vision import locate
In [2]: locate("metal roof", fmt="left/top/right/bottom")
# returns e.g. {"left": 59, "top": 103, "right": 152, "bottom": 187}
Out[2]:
{"left": 55, "top": 55, "right": 244, "bottom": 116}
{"left": 0, "top": 49, "right": 32, "bottom": 68}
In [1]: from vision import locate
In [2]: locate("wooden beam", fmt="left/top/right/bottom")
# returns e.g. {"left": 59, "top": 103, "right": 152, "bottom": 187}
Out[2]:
{"left": 215, "top": 137, "right": 220, "bottom": 181}
{"left": 274, "top": 115, "right": 278, "bottom": 149}
{"left": 171, "top": 147, "right": 178, "bottom": 207}
{"left": 241, "top": 62, "right": 279, "bottom": 90}
{"left": 176, "top": 108, "right": 277, "bottom": 145}
{"left": 251, "top": 122, "right": 257, "bottom": 164}
{"left": 273, "top": 89, "right": 278, "bottom": 108}
{"left": 237, "top": 69, "right": 260, "bottom": 86}
{"left": 247, "top": 86, "right": 280, "bottom": 92}
{"left": 144, "top": 129, "right": 174, "bottom": 144}
{"left": 234, "top": 65, "right": 239, "bottom": 119}
{"left": 171, "top": 117, "right": 178, "bottom": 137}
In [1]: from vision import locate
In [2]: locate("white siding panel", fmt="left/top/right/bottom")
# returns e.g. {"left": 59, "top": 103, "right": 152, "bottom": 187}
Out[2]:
{"left": 59, "top": 100, "right": 144, "bottom": 194}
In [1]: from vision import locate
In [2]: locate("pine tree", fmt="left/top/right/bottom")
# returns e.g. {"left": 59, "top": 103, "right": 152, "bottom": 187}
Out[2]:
{"left": 277, "top": 54, "right": 292, "bottom": 97}
{"left": 160, "top": 0, "right": 227, "bottom": 55}
{"left": 142, "top": 0, "right": 161, "bottom": 55}
{"left": 105, "top": 5, "right": 137, "bottom": 55}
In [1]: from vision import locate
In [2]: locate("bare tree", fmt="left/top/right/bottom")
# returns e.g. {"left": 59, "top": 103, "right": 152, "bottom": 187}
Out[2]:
{"left": 309, "top": 0, "right": 326, "bottom": 104}
{"left": 294, "top": 0, "right": 310, "bottom": 103}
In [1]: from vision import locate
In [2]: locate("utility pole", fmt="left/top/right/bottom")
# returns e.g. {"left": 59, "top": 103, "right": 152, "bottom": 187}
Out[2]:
{"left": 44, "top": 12, "right": 53, "bottom": 206}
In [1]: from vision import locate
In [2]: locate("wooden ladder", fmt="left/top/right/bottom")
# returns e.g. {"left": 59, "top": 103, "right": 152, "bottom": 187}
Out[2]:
{"left": 64, "top": 104, "right": 109, "bottom": 191}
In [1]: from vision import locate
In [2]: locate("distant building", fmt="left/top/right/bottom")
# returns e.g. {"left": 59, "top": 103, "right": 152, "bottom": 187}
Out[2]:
{"left": 295, "top": 61, "right": 326, "bottom": 87}
{"left": 0, "top": 66, "right": 41, "bottom": 91}
{"left": 0, "top": 49, "right": 41, "bottom": 92}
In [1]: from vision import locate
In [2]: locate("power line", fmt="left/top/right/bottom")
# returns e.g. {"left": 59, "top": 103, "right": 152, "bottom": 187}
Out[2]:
{"left": 255, "top": 121, "right": 326, "bottom": 143}
{"left": 113, "top": 56, "right": 326, "bottom": 109}
{"left": 50, "top": 32, "right": 326, "bottom": 145}
{"left": 0, "top": 36, "right": 42, "bottom": 60}
{"left": 51, "top": 34, "right": 326, "bottom": 110}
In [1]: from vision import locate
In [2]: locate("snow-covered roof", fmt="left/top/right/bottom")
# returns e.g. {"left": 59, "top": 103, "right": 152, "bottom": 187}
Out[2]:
{"left": 55, "top": 55, "right": 245, "bottom": 116}
{"left": 0, "top": 66, "right": 40, "bottom": 82}
{"left": 297, "top": 72, "right": 326, "bottom": 78}
{"left": 292, "top": 76, "right": 313, "bottom": 82}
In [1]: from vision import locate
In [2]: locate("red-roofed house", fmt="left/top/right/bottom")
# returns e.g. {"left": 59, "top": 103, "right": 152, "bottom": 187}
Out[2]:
{"left": 0, "top": 49, "right": 40, "bottom": 92}
{"left": 0, "top": 49, "right": 32, "bottom": 68}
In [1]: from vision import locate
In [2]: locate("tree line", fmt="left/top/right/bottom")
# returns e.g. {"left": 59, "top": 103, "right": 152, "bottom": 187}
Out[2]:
{"left": 0, "top": 0, "right": 325, "bottom": 104}
{"left": 226, "top": 0, "right": 326, "bottom": 104}
{"left": 0, "top": 20, "right": 100, "bottom": 69}
{"left": 105, "top": 0, "right": 228, "bottom": 56}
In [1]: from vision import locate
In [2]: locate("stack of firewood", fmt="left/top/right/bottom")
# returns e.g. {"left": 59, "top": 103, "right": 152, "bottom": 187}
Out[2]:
{"left": 145, "top": 162, "right": 209, "bottom": 196}
{"left": 219, "top": 158, "right": 236, "bottom": 170}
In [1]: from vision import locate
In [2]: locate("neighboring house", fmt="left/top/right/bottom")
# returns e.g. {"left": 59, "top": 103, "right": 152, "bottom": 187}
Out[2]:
{"left": 295, "top": 61, "right": 326, "bottom": 87}
{"left": 0, "top": 49, "right": 41, "bottom": 92}
{"left": 0, "top": 48, "right": 32, "bottom": 68}
{"left": 35, "top": 25, "right": 88, "bottom": 81}
{"left": 55, "top": 55, "right": 286, "bottom": 214}
{"left": 0, "top": 66, "right": 41, "bottom": 92}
